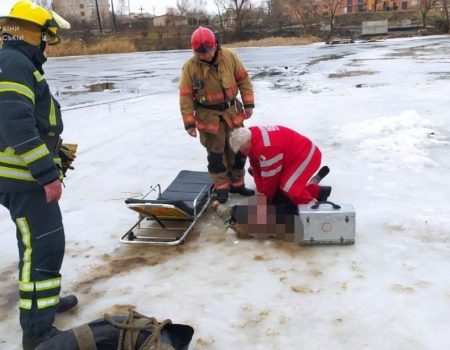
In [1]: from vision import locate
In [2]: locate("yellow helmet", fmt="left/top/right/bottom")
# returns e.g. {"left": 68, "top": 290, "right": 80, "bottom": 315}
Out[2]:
{"left": 0, "top": 0, "right": 70, "bottom": 45}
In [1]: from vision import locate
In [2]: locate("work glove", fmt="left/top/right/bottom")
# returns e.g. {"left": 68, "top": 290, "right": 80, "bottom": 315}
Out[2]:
{"left": 59, "top": 143, "right": 78, "bottom": 175}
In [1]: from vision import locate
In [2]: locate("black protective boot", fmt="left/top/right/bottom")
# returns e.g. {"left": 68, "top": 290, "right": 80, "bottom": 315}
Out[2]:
{"left": 57, "top": 295, "right": 78, "bottom": 313}
{"left": 230, "top": 186, "right": 255, "bottom": 197}
{"left": 214, "top": 189, "right": 229, "bottom": 204}
{"left": 23, "top": 327, "right": 62, "bottom": 350}
{"left": 317, "top": 186, "right": 332, "bottom": 202}
{"left": 317, "top": 166, "right": 330, "bottom": 180}
{"left": 309, "top": 166, "right": 330, "bottom": 185}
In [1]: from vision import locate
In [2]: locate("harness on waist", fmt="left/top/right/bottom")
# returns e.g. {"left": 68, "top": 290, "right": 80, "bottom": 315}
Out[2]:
{"left": 197, "top": 99, "right": 236, "bottom": 112}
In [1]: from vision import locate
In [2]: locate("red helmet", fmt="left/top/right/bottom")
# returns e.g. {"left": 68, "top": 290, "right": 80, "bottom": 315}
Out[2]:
{"left": 191, "top": 26, "right": 216, "bottom": 53}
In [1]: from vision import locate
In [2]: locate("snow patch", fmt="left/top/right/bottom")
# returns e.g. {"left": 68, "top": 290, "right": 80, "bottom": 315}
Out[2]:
{"left": 386, "top": 216, "right": 450, "bottom": 244}
{"left": 334, "top": 110, "right": 448, "bottom": 171}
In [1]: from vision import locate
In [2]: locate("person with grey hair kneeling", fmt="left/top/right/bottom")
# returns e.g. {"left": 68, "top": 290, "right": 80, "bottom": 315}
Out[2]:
{"left": 212, "top": 125, "right": 331, "bottom": 239}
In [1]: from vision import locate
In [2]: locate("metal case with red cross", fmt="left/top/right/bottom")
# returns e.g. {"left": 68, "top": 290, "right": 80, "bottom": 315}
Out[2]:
{"left": 295, "top": 202, "right": 355, "bottom": 245}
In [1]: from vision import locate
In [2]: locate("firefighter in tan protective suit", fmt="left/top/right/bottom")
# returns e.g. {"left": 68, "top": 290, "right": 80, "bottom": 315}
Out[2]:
{"left": 179, "top": 26, "right": 255, "bottom": 203}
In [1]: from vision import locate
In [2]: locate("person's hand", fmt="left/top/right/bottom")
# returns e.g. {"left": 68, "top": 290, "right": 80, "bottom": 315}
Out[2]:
{"left": 244, "top": 108, "right": 253, "bottom": 119}
{"left": 186, "top": 127, "right": 197, "bottom": 137}
{"left": 44, "top": 179, "right": 62, "bottom": 203}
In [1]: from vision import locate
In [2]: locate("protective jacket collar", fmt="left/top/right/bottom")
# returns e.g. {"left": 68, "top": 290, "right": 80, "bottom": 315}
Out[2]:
{"left": 2, "top": 39, "right": 47, "bottom": 74}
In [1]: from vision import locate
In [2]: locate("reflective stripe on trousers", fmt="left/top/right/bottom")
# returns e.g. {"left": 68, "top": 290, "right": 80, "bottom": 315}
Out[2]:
{"left": 0, "top": 190, "right": 65, "bottom": 335}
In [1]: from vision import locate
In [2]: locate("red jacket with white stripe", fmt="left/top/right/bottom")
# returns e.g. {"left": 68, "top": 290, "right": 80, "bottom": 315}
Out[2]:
{"left": 248, "top": 126, "right": 321, "bottom": 204}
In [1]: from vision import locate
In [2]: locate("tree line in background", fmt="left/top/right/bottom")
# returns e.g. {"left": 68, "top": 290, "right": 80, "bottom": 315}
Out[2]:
{"left": 56, "top": 0, "right": 450, "bottom": 49}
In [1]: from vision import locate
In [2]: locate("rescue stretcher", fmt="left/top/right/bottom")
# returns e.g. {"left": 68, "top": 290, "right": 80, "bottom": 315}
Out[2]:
{"left": 120, "top": 170, "right": 213, "bottom": 245}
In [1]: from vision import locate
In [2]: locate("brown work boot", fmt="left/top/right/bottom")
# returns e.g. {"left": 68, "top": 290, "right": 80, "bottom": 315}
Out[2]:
{"left": 22, "top": 327, "right": 62, "bottom": 350}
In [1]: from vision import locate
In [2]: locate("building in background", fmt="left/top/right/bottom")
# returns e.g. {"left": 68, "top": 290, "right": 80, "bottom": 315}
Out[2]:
{"left": 343, "top": 0, "right": 419, "bottom": 13}
{"left": 52, "top": 0, "right": 110, "bottom": 23}
{"left": 153, "top": 15, "right": 188, "bottom": 27}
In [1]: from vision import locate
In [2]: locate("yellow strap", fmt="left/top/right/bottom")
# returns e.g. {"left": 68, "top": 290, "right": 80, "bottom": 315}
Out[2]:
{"left": 72, "top": 324, "right": 97, "bottom": 350}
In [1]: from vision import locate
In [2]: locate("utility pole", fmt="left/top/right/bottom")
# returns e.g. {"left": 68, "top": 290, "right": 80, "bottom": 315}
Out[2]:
{"left": 139, "top": 5, "right": 144, "bottom": 18}
{"left": 94, "top": 0, "right": 103, "bottom": 33}
{"left": 110, "top": 0, "right": 117, "bottom": 34}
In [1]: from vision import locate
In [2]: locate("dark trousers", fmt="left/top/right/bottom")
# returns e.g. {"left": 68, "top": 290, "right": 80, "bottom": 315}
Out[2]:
{"left": 199, "top": 121, "right": 246, "bottom": 189}
{"left": 0, "top": 190, "right": 65, "bottom": 335}
{"left": 271, "top": 191, "right": 299, "bottom": 216}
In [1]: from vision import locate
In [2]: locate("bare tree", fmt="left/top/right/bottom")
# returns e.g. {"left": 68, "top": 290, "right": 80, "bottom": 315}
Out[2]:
{"left": 115, "top": 0, "right": 128, "bottom": 14}
{"left": 264, "top": 0, "right": 288, "bottom": 28}
{"left": 285, "top": 0, "right": 321, "bottom": 29}
{"left": 214, "top": 0, "right": 227, "bottom": 34}
{"left": 321, "top": 0, "right": 345, "bottom": 43}
{"left": 441, "top": 0, "right": 450, "bottom": 32}
{"left": 192, "top": 0, "right": 207, "bottom": 25}
{"left": 230, "top": 0, "right": 252, "bottom": 34}
{"left": 420, "top": 0, "right": 438, "bottom": 27}
{"left": 262, "top": 0, "right": 272, "bottom": 16}
{"left": 177, "top": 0, "right": 192, "bottom": 16}
{"left": 213, "top": 0, "right": 252, "bottom": 35}
{"left": 167, "top": 7, "right": 178, "bottom": 15}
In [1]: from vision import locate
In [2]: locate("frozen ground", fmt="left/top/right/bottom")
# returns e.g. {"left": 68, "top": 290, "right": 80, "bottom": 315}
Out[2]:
{"left": 1, "top": 35, "right": 449, "bottom": 349}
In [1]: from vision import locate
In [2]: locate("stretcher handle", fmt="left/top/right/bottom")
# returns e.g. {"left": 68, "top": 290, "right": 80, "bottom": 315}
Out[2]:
{"left": 311, "top": 201, "right": 341, "bottom": 210}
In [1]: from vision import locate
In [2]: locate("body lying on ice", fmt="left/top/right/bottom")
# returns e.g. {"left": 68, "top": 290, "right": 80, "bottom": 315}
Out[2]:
{"left": 211, "top": 125, "right": 356, "bottom": 244}
{"left": 212, "top": 195, "right": 356, "bottom": 245}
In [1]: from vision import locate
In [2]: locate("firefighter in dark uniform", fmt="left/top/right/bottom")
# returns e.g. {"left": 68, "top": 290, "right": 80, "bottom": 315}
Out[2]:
{"left": 0, "top": 1, "right": 77, "bottom": 349}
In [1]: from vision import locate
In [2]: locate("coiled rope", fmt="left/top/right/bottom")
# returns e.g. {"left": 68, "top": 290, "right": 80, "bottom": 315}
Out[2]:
{"left": 104, "top": 308, "right": 173, "bottom": 350}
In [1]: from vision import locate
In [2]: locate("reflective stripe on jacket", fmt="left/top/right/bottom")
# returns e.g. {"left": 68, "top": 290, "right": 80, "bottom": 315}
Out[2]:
{"left": 0, "top": 43, "right": 63, "bottom": 192}
{"left": 179, "top": 47, "right": 254, "bottom": 134}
